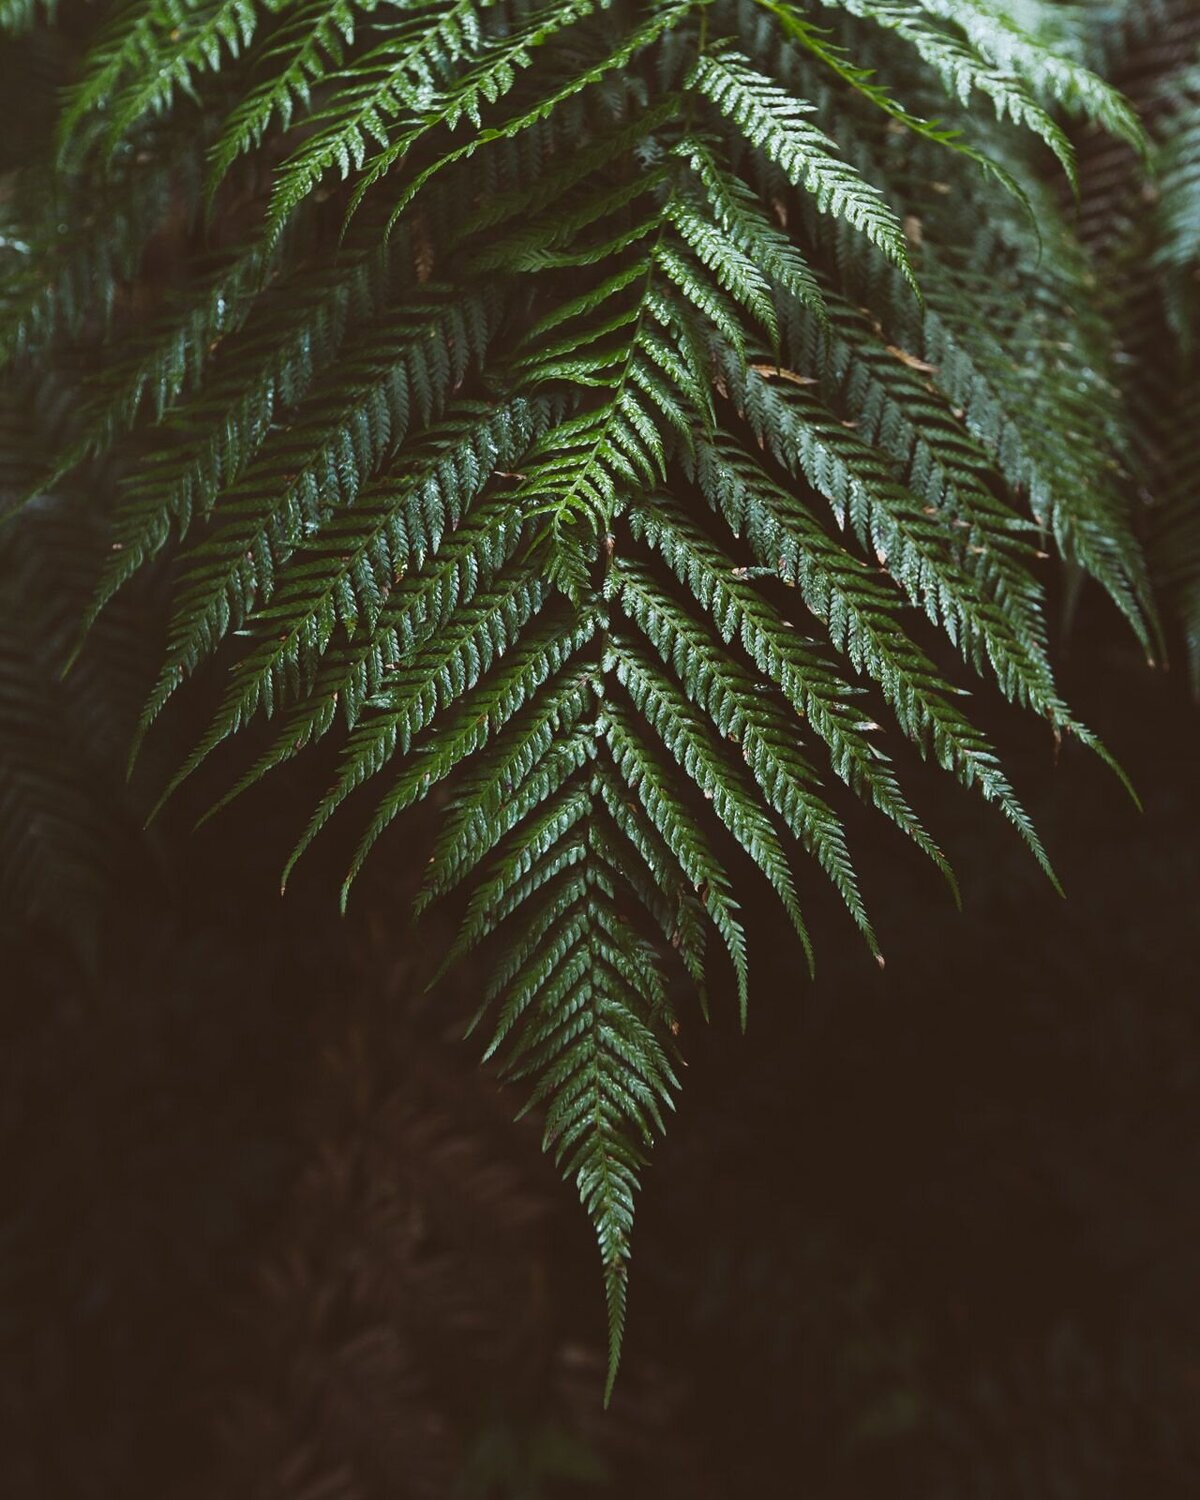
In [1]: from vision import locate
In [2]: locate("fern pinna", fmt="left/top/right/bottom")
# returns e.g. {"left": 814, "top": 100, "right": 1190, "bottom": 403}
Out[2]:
{"left": 2, "top": 0, "right": 1175, "bottom": 1396}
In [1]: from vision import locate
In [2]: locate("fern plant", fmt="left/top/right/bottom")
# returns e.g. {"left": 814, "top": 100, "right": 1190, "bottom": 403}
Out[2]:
{"left": 2, "top": 0, "right": 1189, "bottom": 1399}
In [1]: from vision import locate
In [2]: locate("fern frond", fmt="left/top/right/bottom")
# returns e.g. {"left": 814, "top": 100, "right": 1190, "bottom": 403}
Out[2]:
{"left": 10, "top": 0, "right": 1162, "bottom": 1395}
{"left": 601, "top": 693, "right": 749, "bottom": 1019}
{"left": 687, "top": 435, "right": 1056, "bottom": 882}
{"left": 628, "top": 493, "right": 954, "bottom": 891}
{"left": 413, "top": 646, "right": 598, "bottom": 909}
{"left": 368, "top": 0, "right": 697, "bottom": 236}
{"left": 206, "top": 0, "right": 387, "bottom": 190}
{"left": 823, "top": 0, "right": 1080, "bottom": 185}
{"left": 690, "top": 49, "right": 917, "bottom": 287}
{"left": 609, "top": 628, "right": 814, "bottom": 972}
{"left": 1151, "top": 62, "right": 1200, "bottom": 344}
{"left": 84, "top": 246, "right": 401, "bottom": 635}
{"left": 104, "top": 0, "right": 280, "bottom": 151}
{"left": 612, "top": 556, "right": 879, "bottom": 957}
{"left": 471, "top": 831, "right": 679, "bottom": 1403}
{"left": 724, "top": 352, "right": 1078, "bottom": 730}
{"left": 45, "top": 243, "right": 270, "bottom": 489}
{"left": 175, "top": 403, "right": 543, "bottom": 804}
{"left": 909, "top": 249, "right": 1156, "bottom": 651}
{"left": 672, "top": 135, "right": 827, "bottom": 319}
{"left": 911, "top": 0, "right": 1146, "bottom": 154}
{"left": 262, "top": 0, "right": 599, "bottom": 246}
{"left": 284, "top": 562, "right": 548, "bottom": 876}
{"left": 137, "top": 283, "right": 503, "bottom": 737}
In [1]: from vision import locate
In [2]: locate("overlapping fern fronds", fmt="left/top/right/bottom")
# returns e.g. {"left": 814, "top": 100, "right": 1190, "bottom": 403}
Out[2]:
{"left": 1134, "top": 56, "right": 1200, "bottom": 694}
{"left": 1076, "top": 0, "right": 1200, "bottom": 694}
{"left": 3, "top": 0, "right": 1187, "bottom": 1397}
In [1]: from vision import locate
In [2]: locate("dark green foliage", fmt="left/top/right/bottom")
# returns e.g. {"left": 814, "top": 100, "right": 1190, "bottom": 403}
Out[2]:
{"left": 1, "top": 0, "right": 1194, "bottom": 1396}
{"left": 0, "top": 373, "right": 164, "bottom": 963}
{"left": 1080, "top": 0, "right": 1200, "bottom": 693}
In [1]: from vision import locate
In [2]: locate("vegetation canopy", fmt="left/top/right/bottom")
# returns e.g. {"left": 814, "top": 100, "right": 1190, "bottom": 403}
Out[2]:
{"left": 1, "top": 0, "right": 1196, "bottom": 1398}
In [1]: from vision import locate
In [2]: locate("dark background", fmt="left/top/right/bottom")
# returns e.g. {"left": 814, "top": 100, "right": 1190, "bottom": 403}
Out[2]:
{"left": 2, "top": 542, "right": 1197, "bottom": 1499}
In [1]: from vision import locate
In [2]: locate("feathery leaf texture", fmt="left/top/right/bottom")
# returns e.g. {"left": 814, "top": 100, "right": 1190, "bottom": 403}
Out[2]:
{"left": 3, "top": 0, "right": 1184, "bottom": 1397}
